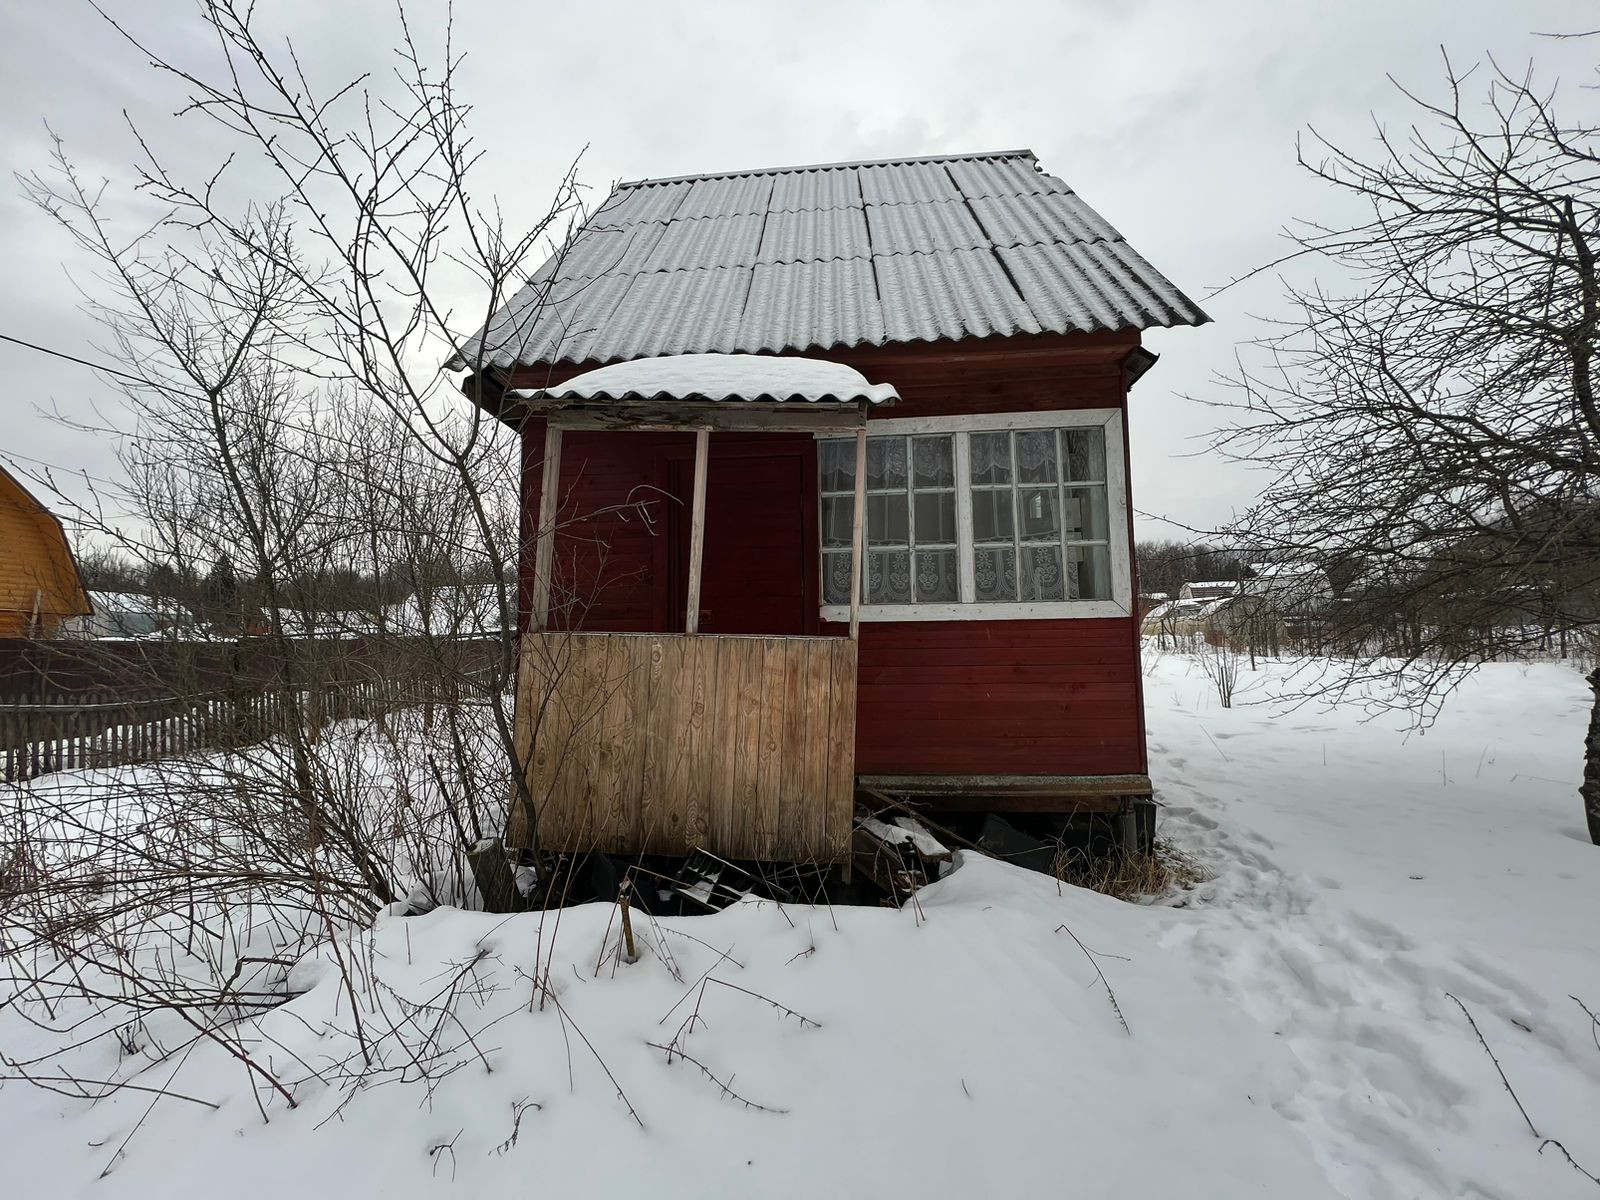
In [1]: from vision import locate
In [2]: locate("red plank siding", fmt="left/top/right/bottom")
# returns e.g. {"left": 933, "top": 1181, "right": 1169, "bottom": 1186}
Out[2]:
{"left": 522, "top": 424, "right": 686, "bottom": 631}
{"left": 664, "top": 437, "right": 818, "bottom": 636}
{"left": 833, "top": 617, "right": 1145, "bottom": 776}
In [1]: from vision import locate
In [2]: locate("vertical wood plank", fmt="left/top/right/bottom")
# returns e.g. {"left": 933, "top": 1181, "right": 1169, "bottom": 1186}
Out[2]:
{"left": 849, "top": 425, "right": 867, "bottom": 640}
{"left": 682, "top": 635, "right": 714, "bottom": 849}
{"left": 796, "top": 641, "right": 833, "bottom": 862}
{"left": 568, "top": 637, "right": 604, "bottom": 846}
{"left": 507, "top": 633, "right": 541, "bottom": 848}
{"left": 529, "top": 423, "right": 563, "bottom": 632}
{"left": 707, "top": 636, "right": 747, "bottom": 854}
{"left": 544, "top": 637, "right": 578, "bottom": 849}
{"left": 594, "top": 636, "right": 635, "bottom": 852}
{"left": 729, "top": 638, "right": 766, "bottom": 859}
{"left": 527, "top": 635, "right": 575, "bottom": 848}
{"left": 685, "top": 429, "right": 710, "bottom": 634}
{"left": 636, "top": 636, "right": 669, "bottom": 852}
{"left": 825, "top": 639, "right": 860, "bottom": 858}
{"left": 563, "top": 635, "right": 607, "bottom": 850}
{"left": 543, "top": 636, "right": 580, "bottom": 848}
{"left": 572, "top": 637, "right": 605, "bottom": 848}
{"left": 754, "top": 638, "right": 787, "bottom": 861}
{"left": 775, "top": 642, "right": 808, "bottom": 861}
{"left": 616, "top": 636, "right": 652, "bottom": 852}
{"left": 656, "top": 638, "right": 693, "bottom": 848}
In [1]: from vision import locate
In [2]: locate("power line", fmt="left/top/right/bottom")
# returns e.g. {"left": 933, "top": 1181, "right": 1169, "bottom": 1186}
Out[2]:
{"left": 0, "top": 332, "right": 206, "bottom": 399}
{"left": 0, "top": 328, "right": 515, "bottom": 467}
{"left": 0, "top": 447, "right": 128, "bottom": 491}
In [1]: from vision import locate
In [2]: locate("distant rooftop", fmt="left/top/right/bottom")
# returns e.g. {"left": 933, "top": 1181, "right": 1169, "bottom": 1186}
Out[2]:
{"left": 454, "top": 149, "right": 1208, "bottom": 373}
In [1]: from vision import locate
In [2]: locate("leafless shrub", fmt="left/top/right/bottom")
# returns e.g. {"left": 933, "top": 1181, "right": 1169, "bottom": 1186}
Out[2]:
{"left": 0, "top": 0, "right": 630, "bottom": 1145}
{"left": 1197, "top": 638, "right": 1243, "bottom": 708}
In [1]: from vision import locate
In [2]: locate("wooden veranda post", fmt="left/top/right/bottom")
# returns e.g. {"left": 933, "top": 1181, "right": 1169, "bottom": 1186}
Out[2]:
{"left": 849, "top": 424, "right": 867, "bottom": 639}
{"left": 530, "top": 423, "right": 563, "bottom": 631}
{"left": 685, "top": 429, "right": 710, "bottom": 634}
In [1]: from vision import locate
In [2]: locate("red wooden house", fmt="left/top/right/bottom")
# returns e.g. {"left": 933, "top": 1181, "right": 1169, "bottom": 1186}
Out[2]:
{"left": 458, "top": 150, "right": 1206, "bottom": 865}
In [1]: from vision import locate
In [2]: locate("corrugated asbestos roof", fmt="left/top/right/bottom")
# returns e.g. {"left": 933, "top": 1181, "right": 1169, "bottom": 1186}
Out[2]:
{"left": 453, "top": 150, "right": 1208, "bottom": 373}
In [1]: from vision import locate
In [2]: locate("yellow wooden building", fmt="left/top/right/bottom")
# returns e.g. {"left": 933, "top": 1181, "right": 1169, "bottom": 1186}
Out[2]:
{"left": 0, "top": 465, "right": 90, "bottom": 638}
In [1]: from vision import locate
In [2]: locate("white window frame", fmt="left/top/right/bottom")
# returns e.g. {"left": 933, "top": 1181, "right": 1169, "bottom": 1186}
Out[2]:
{"left": 817, "top": 408, "right": 1132, "bottom": 623}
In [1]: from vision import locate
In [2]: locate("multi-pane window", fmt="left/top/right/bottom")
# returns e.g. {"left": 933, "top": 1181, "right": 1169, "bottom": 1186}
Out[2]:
{"left": 969, "top": 427, "right": 1111, "bottom": 602}
{"left": 819, "top": 419, "right": 1117, "bottom": 611}
{"left": 820, "top": 435, "right": 957, "bottom": 604}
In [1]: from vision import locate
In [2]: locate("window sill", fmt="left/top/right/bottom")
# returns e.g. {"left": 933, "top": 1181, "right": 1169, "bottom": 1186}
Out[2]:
{"left": 819, "top": 599, "right": 1132, "bottom": 623}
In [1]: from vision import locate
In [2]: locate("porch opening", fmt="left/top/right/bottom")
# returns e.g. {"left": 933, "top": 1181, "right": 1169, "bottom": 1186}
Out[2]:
{"left": 505, "top": 355, "right": 897, "bottom": 865}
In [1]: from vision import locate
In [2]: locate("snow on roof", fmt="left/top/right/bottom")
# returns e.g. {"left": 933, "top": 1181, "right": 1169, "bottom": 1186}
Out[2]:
{"left": 452, "top": 150, "right": 1208, "bottom": 372}
{"left": 1140, "top": 596, "right": 1225, "bottom": 624}
{"left": 1248, "top": 562, "right": 1325, "bottom": 578}
{"left": 1185, "top": 581, "right": 1239, "bottom": 591}
{"left": 515, "top": 354, "right": 899, "bottom": 406}
{"left": 85, "top": 591, "right": 188, "bottom": 616}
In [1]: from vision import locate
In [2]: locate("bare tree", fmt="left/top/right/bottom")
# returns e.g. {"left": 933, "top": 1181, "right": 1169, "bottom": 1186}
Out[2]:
{"left": 0, "top": 0, "right": 639, "bottom": 1131}
{"left": 1210, "top": 50, "right": 1600, "bottom": 842}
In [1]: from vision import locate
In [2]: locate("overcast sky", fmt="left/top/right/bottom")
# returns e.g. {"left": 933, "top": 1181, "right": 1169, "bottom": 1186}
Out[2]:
{"left": 2, "top": 0, "right": 1596, "bottom": 543}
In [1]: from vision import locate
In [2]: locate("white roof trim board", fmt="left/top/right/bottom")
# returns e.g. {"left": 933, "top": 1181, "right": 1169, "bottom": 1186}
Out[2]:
{"left": 514, "top": 354, "right": 900, "bottom": 406}
{"left": 453, "top": 149, "right": 1208, "bottom": 373}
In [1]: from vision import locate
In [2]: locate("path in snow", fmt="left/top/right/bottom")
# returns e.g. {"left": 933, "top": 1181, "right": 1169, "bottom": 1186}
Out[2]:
{"left": 1145, "top": 654, "right": 1600, "bottom": 1200}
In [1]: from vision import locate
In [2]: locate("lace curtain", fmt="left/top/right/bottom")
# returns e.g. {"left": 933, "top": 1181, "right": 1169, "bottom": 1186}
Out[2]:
{"left": 865, "top": 549, "right": 957, "bottom": 604}
{"left": 913, "top": 438, "right": 953, "bottom": 486}
{"left": 970, "top": 432, "right": 1010, "bottom": 482}
{"left": 865, "top": 439, "right": 906, "bottom": 490}
{"left": 1017, "top": 430, "right": 1054, "bottom": 480}
{"left": 970, "top": 428, "right": 1106, "bottom": 484}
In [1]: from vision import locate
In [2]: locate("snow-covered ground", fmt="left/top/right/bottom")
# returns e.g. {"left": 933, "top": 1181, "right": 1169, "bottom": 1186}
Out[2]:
{"left": 2, "top": 653, "right": 1596, "bottom": 1198}
{"left": 1145, "top": 653, "right": 1599, "bottom": 1199}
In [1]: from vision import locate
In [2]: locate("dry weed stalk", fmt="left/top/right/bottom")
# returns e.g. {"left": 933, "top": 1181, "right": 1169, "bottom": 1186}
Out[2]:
{"left": 1052, "top": 840, "right": 1210, "bottom": 903}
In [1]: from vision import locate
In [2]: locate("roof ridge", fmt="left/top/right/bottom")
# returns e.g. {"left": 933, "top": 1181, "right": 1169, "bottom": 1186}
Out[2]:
{"left": 617, "top": 149, "right": 1038, "bottom": 190}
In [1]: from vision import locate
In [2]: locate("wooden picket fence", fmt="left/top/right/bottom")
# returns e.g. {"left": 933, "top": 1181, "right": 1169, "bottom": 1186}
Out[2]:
{"left": 0, "top": 638, "right": 502, "bottom": 784}
{"left": 1, "top": 678, "right": 411, "bottom": 783}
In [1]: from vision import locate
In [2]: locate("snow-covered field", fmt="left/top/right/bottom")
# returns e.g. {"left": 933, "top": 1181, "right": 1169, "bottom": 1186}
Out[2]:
{"left": 2, "top": 653, "right": 1596, "bottom": 1198}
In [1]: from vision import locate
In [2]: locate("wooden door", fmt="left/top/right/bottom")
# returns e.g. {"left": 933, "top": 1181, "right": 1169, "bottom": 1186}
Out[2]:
{"left": 668, "top": 439, "right": 816, "bottom": 636}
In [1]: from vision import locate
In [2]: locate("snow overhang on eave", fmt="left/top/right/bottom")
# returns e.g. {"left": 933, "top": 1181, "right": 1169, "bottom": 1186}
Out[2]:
{"left": 503, "top": 353, "right": 899, "bottom": 433}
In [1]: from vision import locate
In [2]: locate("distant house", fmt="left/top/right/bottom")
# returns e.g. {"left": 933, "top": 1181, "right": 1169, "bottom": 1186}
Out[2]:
{"left": 1241, "top": 562, "right": 1332, "bottom": 611}
{"left": 1137, "top": 591, "right": 1169, "bottom": 618}
{"left": 0, "top": 465, "right": 90, "bottom": 638}
{"left": 59, "top": 591, "right": 193, "bottom": 640}
{"left": 383, "top": 585, "right": 512, "bottom": 640}
{"left": 1140, "top": 596, "right": 1224, "bottom": 637}
{"left": 1178, "top": 580, "right": 1238, "bottom": 602}
{"left": 1143, "top": 564, "right": 1335, "bottom": 644}
{"left": 274, "top": 608, "right": 380, "bottom": 640}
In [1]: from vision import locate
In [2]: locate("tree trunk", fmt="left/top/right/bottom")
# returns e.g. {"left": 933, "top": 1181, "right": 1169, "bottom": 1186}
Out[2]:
{"left": 1585, "top": 669, "right": 1600, "bottom": 846}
